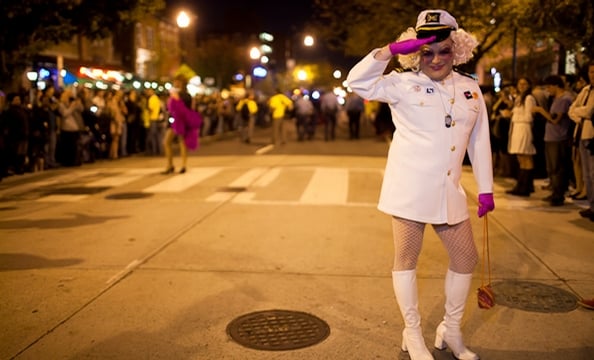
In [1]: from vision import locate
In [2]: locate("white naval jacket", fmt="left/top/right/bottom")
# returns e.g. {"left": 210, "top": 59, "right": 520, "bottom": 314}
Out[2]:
{"left": 347, "top": 50, "right": 493, "bottom": 225}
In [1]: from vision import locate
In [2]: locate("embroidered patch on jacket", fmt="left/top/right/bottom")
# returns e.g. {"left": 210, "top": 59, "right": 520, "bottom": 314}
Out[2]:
{"left": 464, "top": 91, "right": 473, "bottom": 99}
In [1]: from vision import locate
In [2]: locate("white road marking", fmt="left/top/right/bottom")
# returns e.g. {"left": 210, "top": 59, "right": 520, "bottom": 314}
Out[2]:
{"left": 300, "top": 168, "right": 348, "bottom": 205}
{"left": 143, "top": 167, "right": 221, "bottom": 193}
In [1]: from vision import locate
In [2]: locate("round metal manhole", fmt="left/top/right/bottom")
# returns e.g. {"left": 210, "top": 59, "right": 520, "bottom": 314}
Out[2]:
{"left": 492, "top": 281, "right": 578, "bottom": 313}
{"left": 105, "top": 192, "right": 153, "bottom": 200}
{"left": 227, "top": 309, "right": 330, "bottom": 351}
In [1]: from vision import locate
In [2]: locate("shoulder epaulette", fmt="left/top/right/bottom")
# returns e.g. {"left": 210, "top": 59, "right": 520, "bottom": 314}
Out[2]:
{"left": 454, "top": 68, "right": 477, "bottom": 80}
{"left": 394, "top": 68, "right": 414, "bottom": 73}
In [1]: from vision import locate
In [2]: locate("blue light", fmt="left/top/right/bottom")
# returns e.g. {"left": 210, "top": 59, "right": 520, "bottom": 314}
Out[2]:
{"left": 252, "top": 66, "right": 267, "bottom": 78}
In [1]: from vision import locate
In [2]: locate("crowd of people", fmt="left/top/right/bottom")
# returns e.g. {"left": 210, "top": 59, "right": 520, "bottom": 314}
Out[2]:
{"left": 0, "top": 82, "right": 387, "bottom": 180}
{"left": 487, "top": 61, "right": 594, "bottom": 220}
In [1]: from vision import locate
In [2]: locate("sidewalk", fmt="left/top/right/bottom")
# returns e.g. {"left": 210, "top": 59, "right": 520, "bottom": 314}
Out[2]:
{"left": 1, "top": 153, "right": 593, "bottom": 360}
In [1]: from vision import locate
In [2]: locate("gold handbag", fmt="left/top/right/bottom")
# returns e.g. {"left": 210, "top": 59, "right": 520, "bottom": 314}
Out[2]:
{"left": 477, "top": 215, "right": 495, "bottom": 309}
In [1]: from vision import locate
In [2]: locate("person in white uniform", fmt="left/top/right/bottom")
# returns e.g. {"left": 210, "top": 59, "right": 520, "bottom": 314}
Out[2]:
{"left": 347, "top": 9, "right": 494, "bottom": 360}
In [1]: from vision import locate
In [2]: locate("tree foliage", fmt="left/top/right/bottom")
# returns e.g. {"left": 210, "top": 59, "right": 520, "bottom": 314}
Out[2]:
{"left": 0, "top": 0, "right": 165, "bottom": 90}
{"left": 310, "top": 0, "right": 592, "bottom": 74}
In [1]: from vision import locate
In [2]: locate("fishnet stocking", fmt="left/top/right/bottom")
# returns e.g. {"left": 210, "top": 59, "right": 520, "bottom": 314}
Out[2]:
{"left": 391, "top": 217, "right": 478, "bottom": 273}
{"left": 433, "top": 219, "right": 478, "bottom": 274}
{"left": 391, "top": 217, "right": 426, "bottom": 270}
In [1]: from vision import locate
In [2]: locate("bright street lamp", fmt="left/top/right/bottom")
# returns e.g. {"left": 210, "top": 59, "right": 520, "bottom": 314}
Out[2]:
{"left": 176, "top": 11, "right": 190, "bottom": 28}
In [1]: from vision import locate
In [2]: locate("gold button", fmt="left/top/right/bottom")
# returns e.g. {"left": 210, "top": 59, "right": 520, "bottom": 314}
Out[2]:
{"left": 447, "top": 170, "right": 451, "bottom": 176}
{"left": 451, "top": 121, "right": 456, "bottom": 126}
{"left": 419, "top": 101, "right": 424, "bottom": 106}
{"left": 451, "top": 146, "right": 456, "bottom": 151}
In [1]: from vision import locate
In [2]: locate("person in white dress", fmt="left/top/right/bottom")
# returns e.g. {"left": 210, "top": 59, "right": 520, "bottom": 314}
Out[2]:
{"left": 347, "top": 9, "right": 494, "bottom": 360}
{"left": 506, "top": 77, "right": 537, "bottom": 196}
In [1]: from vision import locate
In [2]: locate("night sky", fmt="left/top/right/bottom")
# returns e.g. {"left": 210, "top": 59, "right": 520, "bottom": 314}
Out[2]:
{"left": 168, "top": 0, "right": 314, "bottom": 36}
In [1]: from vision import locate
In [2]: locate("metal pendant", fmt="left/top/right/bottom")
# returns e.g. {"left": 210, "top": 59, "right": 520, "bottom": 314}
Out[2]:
{"left": 445, "top": 114, "right": 452, "bottom": 128}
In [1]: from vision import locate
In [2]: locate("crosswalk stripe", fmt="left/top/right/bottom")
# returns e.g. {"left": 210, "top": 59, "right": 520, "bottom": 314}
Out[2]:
{"left": 300, "top": 168, "right": 348, "bottom": 204}
{"left": 229, "top": 167, "right": 267, "bottom": 187}
{"left": 143, "top": 167, "right": 221, "bottom": 193}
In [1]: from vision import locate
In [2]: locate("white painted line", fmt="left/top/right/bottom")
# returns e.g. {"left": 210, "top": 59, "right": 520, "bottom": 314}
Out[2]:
{"left": 300, "top": 168, "right": 349, "bottom": 204}
{"left": 229, "top": 167, "right": 267, "bottom": 187}
{"left": 143, "top": 167, "right": 221, "bottom": 193}
{"left": 255, "top": 144, "right": 274, "bottom": 155}
{"left": 253, "top": 168, "right": 280, "bottom": 187}
{"left": 87, "top": 174, "right": 145, "bottom": 187}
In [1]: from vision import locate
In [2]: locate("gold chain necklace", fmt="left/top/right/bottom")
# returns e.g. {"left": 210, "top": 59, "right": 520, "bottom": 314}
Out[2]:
{"left": 432, "top": 75, "right": 455, "bottom": 128}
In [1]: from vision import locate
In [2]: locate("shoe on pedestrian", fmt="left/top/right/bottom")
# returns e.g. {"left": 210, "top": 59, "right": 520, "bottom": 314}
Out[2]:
{"left": 578, "top": 208, "right": 593, "bottom": 218}
{"left": 571, "top": 193, "right": 587, "bottom": 200}
{"left": 162, "top": 166, "right": 175, "bottom": 175}
{"left": 550, "top": 199, "right": 564, "bottom": 207}
{"left": 541, "top": 194, "right": 553, "bottom": 202}
{"left": 179, "top": 167, "right": 186, "bottom": 174}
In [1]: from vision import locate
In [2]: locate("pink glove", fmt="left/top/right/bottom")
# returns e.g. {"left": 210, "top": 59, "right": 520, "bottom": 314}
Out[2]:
{"left": 388, "top": 36, "right": 436, "bottom": 55}
{"left": 478, "top": 193, "right": 495, "bottom": 217}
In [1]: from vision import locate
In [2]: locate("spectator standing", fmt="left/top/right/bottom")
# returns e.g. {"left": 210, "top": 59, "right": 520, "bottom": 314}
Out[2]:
{"left": 345, "top": 91, "right": 365, "bottom": 139}
{"left": 293, "top": 92, "right": 315, "bottom": 141}
{"left": 532, "top": 75, "right": 575, "bottom": 206}
{"left": 320, "top": 89, "right": 339, "bottom": 141}
{"left": 569, "top": 73, "right": 589, "bottom": 200}
{"left": 374, "top": 101, "right": 394, "bottom": 142}
{"left": 106, "top": 90, "right": 127, "bottom": 160}
{"left": 1, "top": 93, "right": 30, "bottom": 174}
{"left": 29, "top": 91, "right": 50, "bottom": 172}
{"left": 145, "top": 88, "right": 163, "bottom": 156}
{"left": 125, "top": 90, "right": 143, "bottom": 155}
{"left": 506, "top": 77, "right": 537, "bottom": 197}
{"left": 57, "top": 88, "right": 84, "bottom": 166}
{"left": 490, "top": 84, "right": 516, "bottom": 177}
{"left": 268, "top": 89, "right": 293, "bottom": 145}
{"left": 569, "top": 61, "right": 594, "bottom": 221}
{"left": 236, "top": 92, "right": 258, "bottom": 144}
{"left": 40, "top": 87, "right": 59, "bottom": 168}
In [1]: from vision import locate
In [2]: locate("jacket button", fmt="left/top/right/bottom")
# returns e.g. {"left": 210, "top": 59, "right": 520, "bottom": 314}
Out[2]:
{"left": 447, "top": 170, "right": 451, "bottom": 176}
{"left": 451, "top": 121, "right": 456, "bottom": 126}
{"left": 450, "top": 146, "right": 456, "bottom": 151}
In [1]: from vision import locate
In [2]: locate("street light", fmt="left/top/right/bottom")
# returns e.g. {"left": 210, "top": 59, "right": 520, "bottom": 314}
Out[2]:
{"left": 176, "top": 11, "right": 190, "bottom": 29}
{"left": 176, "top": 10, "right": 194, "bottom": 64}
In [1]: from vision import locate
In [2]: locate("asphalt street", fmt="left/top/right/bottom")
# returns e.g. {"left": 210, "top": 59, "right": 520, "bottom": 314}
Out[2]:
{"left": 1, "top": 123, "right": 593, "bottom": 360}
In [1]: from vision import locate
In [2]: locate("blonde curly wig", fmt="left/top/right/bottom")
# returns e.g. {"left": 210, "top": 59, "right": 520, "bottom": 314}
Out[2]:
{"left": 396, "top": 27, "right": 479, "bottom": 71}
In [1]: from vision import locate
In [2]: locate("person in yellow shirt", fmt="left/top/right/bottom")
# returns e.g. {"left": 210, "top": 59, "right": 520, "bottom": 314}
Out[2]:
{"left": 146, "top": 88, "right": 163, "bottom": 155}
{"left": 268, "top": 88, "right": 293, "bottom": 145}
{"left": 235, "top": 91, "right": 258, "bottom": 143}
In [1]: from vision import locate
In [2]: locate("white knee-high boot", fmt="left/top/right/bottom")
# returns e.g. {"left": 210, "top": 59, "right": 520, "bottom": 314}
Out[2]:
{"left": 434, "top": 269, "right": 479, "bottom": 360}
{"left": 392, "top": 270, "right": 434, "bottom": 360}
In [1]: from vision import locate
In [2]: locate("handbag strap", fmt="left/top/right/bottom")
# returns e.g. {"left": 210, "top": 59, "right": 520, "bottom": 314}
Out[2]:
{"left": 481, "top": 214, "right": 491, "bottom": 286}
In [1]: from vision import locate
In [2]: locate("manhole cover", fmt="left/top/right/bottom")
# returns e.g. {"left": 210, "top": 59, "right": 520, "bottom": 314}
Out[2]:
{"left": 105, "top": 192, "right": 153, "bottom": 200}
{"left": 218, "top": 186, "right": 247, "bottom": 192}
{"left": 492, "top": 281, "right": 578, "bottom": 313}
{"left": 227, "top": 309, "right": 330, "bottom": 351}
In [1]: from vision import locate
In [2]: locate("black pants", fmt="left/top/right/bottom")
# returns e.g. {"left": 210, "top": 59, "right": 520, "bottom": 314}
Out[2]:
{"left": 544, "top": 140, "right": 570, "bottom": 201}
